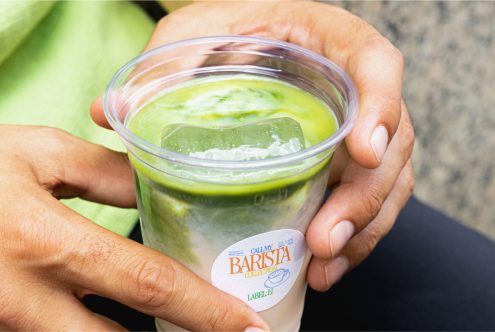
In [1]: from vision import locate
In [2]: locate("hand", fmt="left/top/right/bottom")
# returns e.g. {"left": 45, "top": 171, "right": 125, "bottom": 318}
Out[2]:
{"left": 0, "top": 126, "right": 268, "bottom": 331}
{"left": 91, "top": 1, "right": 414, "bottom": 291}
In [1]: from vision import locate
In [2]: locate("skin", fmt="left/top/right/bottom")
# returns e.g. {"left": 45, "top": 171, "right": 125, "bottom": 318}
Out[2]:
{"left": 92, "top": 0, "right": 414, "bottom": 290}
{"left": 1, "top": 1, "right": 414, "bottom": 331}
{"left": 0, "top": 126, "right": 267, "bottom": 331}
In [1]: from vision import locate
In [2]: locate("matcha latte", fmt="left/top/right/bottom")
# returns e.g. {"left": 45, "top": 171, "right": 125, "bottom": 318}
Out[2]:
{"left": 127, "top": 75, "right": 337, "bottom": 331}
{"left": 105, "top": 36, "right": 358, "bottom": 332}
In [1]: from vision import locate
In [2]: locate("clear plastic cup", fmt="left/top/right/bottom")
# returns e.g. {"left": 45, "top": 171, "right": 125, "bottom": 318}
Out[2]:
{"left": 104, "top": 36, "right": 358, "bottom": 331}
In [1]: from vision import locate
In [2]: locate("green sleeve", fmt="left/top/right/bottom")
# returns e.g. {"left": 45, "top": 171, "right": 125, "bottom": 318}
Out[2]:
{"left": 0, "top": 1, "right": 155, "bottom": 236}
{"left": 0, "top": 1, "right": 55, "bottom": 65}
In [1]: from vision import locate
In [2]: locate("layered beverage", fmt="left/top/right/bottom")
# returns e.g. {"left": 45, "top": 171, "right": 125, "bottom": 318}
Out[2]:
{"left": 104, "top": 36, "right": 358, "bottom": 331}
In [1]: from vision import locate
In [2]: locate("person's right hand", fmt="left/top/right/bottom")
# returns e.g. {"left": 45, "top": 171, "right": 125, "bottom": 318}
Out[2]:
{"left": 0, "top": 125, "right": 268, "bottom": 331}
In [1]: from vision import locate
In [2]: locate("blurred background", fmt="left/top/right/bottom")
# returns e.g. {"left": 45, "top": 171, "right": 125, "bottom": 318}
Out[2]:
{"left": 335, "top": 1, "right": 495, "bottom": 239}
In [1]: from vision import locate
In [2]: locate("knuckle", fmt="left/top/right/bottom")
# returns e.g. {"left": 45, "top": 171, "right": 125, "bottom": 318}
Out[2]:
{"left": 371, "top": 35, "right": 403, "bottom": 65}
{"left": 37, "top": 126, "right": 71, "bottom": 144}
{"left": 345, "top": 15, "right": 374, "bottom": 40}
{"left": 399, "top": 121, "right": 415, "bottom": 157}
{"left": 0, "top": 311, "right": 21, "bottom": 330}
{"left": 37, "top": 126, "right": 65, "bottom": 137}
{"left": 157, "top": 10, "right": 188, "bottom": 32}
{"left": 3, "top": 127, "right": 77, "bottom": 189}
{"left": 363, "top": 92, "right": 401, "bottom": 125}
{"left": 362, "top": 34, "right": 389, "bottom": 51}
{"left": 363, "top": 34, "right": 404, "bottom": 69}
{"left": 156, "top": 16, "right": 172, "bottom": 31}
{"left": 35, "top": 127, "right": 76, "bottom": 158}
{"left": 0, "top": 292, "right": 25, "bottom": 330}
{"left": 387, "top": 44, "right": 404, "bottom": 68}
{"left": 361, "top": 225, "right": 381, "bottom": 254}
{"left": 403, "top": 164, "right": 415, "bottom": 196}
{"left": 360, "top": 181, "right": 385, "bottom": 221}
{"left": 3, "top": 199, "right": 66, "bottom": 266}
{"left": 127, "top": 260, "right": 178, "bottom": 310}
{"left": 377, "top": 94, "right": 402, "bottom": 117}
{"left": 205, "top": 301, "right": 234, "bottom": 330}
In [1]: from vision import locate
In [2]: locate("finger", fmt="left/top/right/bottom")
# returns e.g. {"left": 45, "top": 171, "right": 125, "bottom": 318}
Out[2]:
{"left": 0, "top": 273, "right": 126, "bottom": 331}
{"left": 94, "top": 314, "right": 128, "bottom": 331}
{"left": 341, "top": 160, "right": 414, "bottom": 269}
{"left": 344, "top": 42, "right": 404, "bottom": 168}
{"left": 89, "top": 1, "right": 282, "bottom": 130}
{"left": 89, "top": 30, "right": 216, "bottom": 130}
{"left": 143, "top": 2, "right": 268, "bottom": 51}
{"left": 22, "top": 127, "right": 135, "bottom": 208}
{"left": 90, "top": 1, "right": 230, "bottom": 130}
{"left": 306, "top": 103, "right": 414, "bottom": 259}
{"left": 281, "top": 2, "right": 403, "bottom": 168}
{"left": 51, "top": 203, "right": 268, "bottom": 331}
{"left": 37, "top": 298, "right": 128, "bottom": 332}
{"left": 90, "top": 96, "right": 112, "bottom": 130}
{"left": 327, "top": 144, "right": 350, "bottom": 188}
{"left": 32, "top": 302, "right": 127, "bottom": 331}
{"left": 307, "top": 160, "right": 414, "bottom": 291}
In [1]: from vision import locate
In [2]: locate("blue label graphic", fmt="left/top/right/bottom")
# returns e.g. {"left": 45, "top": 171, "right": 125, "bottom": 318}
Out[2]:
{"left": 264, "top": 268, "right": 290, "bottom": 288}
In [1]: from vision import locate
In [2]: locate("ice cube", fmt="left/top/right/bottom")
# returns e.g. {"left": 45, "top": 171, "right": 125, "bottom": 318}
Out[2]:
{"left": 161, "top": 117, "right": 305, "bottom": 161}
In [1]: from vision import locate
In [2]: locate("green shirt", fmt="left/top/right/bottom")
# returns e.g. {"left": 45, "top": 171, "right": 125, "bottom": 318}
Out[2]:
{"left": 0, "top": 1, "right": 155, "bottom": 236}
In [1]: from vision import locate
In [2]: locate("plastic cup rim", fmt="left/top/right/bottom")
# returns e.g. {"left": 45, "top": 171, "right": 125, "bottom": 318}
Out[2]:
{"left": 104, "top": 35, "right": 359, "bottom": 170}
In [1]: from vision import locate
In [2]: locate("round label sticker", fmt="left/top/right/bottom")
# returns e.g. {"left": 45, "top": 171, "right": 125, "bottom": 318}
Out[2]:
{"left": 211, "top": 229, "right": 305, "bottom": 312}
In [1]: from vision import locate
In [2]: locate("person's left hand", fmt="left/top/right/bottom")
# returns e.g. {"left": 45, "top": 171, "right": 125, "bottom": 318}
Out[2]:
{"left": 91, "top": 1, "right": 414, "bottom": 292}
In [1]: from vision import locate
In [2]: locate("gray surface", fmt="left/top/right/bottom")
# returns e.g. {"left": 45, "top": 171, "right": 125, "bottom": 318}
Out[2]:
{"left": 334, "top": 1, "right": 495, "bottom": 239}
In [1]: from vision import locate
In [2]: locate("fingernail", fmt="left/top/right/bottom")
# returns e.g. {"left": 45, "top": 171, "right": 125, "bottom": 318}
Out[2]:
{"left": 371, "top": 125, "right": 389, "bottom": 162}
{"left": 324, "top": 256, "right": 349, "bottom": 289}
{"left": 329, "top": 220, "right": 354, "bottom": 257}
{"left": 244, "top": 327, "right": 267, "bottom": 332}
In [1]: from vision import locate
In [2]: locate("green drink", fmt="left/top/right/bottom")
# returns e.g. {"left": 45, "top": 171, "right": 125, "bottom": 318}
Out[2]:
{"left": 105, "top": 36, "right": 358, "bottom": 331}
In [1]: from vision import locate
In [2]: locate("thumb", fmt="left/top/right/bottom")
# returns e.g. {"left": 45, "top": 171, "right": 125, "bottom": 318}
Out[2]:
{"left": 28, "top": 127, "right": 135, "bottom": 207}
{"left": 90, "top": 96, "right": 113, "bottom": 130}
